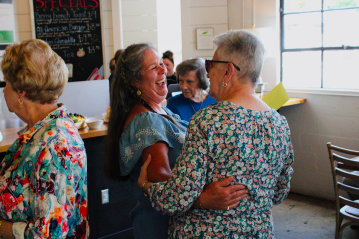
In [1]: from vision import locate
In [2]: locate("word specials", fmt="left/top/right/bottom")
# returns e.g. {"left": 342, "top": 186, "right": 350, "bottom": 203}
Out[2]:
{"left": 34, "top": 0, "right": 99, "bottom": 8}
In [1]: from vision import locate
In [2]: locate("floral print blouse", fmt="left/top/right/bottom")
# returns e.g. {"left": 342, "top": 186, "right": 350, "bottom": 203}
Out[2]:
{"left": 148, "top": 101, "right": 294, "bottom": 238}
{"left": 0, "top": 104, "right": 89, "bottom": 239}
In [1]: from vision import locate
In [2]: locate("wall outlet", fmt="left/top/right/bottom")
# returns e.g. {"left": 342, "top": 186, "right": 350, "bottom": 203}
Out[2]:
{"left": 101, "top": 189, "right": 109, "bottom": 204}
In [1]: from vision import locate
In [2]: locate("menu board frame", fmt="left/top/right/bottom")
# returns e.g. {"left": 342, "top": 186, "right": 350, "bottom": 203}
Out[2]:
{"left": 29, "top": 0, "right": 106, "bottom": 82}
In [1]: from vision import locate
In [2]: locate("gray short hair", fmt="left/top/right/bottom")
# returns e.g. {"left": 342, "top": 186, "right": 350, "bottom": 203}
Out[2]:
{"left": 213, "top": 30, "right": 266, "bottom": 85}
{"left": 176, "top": 58, "right": 209, "bottom": 90}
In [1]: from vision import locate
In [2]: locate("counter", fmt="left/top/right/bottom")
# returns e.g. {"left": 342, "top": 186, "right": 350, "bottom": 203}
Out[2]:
{"left": 0, "top": 124, "right": 108, "bottom": 153}
{"left": 283, "top": 98, "right": 307, "bottom": 107}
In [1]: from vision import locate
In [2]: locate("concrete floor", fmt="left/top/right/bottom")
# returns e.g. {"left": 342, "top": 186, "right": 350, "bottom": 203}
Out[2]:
{"left": 273, "top": 193, "right": 359, "bottom": 239}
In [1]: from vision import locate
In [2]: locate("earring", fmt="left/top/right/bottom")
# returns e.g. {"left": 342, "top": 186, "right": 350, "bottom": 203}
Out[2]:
{"left": 221, "top": 81, "right": 228, "bottom": 88}
{"left": 18, "top": 99, "right": 23, "bottom": 108}
{"left": 137, "top": 88, "right": 142, "bottom": 96}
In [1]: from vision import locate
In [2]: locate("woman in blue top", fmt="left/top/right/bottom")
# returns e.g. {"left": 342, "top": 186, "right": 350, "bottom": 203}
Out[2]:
{"left": 104, "top": 44, "right": 248, "bottom": 239}
{"left": 167, "top": 58, "right": 216, "bottom": 122}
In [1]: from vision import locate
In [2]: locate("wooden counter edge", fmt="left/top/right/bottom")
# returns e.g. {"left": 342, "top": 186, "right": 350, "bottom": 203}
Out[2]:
{"left": 78, "top": 124, "right": 108, "bottom": 139}
{"left": 0, "top": 124, "right": 108, "bottom": 153}
{"left": 283, "top": 98, "right": 307, "bottom": 107}
{"left": 256, "top": 95, "right": 306, "bottom": 108}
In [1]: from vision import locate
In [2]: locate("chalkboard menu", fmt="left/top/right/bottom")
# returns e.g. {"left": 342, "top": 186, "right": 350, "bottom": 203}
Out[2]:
{"left": 31, "top": 0, "right": 103, "bottom": 82}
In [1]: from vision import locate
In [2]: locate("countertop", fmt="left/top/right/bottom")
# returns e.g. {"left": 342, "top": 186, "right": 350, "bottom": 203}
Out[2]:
{"left": 0, "top": 124, "right": 108, "bottom": 153}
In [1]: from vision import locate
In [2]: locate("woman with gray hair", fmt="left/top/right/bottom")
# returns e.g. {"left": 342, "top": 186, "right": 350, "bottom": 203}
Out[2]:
{"left": 139, "top": 30, "right": 294, "bottom": 238}
{"left": 167, "top": 57, "right": 216, "bottom": 122}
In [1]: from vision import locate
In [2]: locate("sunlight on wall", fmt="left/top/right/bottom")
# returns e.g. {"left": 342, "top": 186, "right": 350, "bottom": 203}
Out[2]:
{"left": 157, "top": 0, "right": 182, "bottom": 66}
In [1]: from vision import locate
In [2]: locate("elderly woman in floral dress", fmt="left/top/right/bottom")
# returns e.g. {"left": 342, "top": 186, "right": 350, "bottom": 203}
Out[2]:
{"left": 0, "top": 39, "right": 88, "bottom": 238}
{"left": 139, "top": 30, "right": 294, "bottom": 238}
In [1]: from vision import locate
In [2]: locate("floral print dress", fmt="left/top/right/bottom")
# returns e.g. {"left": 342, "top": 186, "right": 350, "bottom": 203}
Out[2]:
{"left": 0, "top": 104, "right": 89, "bottom": 239}
{"left": 148, "top": 101, "right": 294, "bottom": 238}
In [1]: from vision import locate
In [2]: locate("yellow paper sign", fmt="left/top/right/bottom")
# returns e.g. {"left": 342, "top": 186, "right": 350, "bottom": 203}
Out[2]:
{"left": 262, "top": 82, "right": 289, "bottom": 110}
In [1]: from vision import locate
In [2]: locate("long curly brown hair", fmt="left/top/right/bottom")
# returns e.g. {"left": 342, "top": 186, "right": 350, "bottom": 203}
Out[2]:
{"left": 105, "top": 44, "right": 152, "bottom": 180}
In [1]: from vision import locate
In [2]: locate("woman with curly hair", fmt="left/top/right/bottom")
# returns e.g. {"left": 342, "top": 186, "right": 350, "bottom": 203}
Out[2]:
{"left": 0, "top": 39, "right": 89, "bottom": 238}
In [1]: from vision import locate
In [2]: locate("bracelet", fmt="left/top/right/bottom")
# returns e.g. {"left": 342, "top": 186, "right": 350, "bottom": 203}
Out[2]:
{"left": 141, "top": 182, "right": 150, "bottom": 198}
{"left": 198, "top": 197, "right": 204, "bottom": 209}
{"left": 141, "top": 181, "right": 149, "bottom": 192}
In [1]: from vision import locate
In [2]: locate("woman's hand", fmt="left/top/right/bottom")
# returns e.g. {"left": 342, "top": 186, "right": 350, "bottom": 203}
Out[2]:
{"left": 137, "top": 154, "right": 153, "bottom": 190}
{"left": 196, "top": 176, "right": 248, "bottom": 210}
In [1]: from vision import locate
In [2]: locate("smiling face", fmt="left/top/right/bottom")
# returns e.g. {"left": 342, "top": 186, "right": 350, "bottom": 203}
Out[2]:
{"left": 178, "top": 70, "right": 202, "bottom": 101}
{"left": 138, "top": 49, "right": 168, "bottom": 104}
{"left": 163, "top": 58, "right": 174, "bottom": 76}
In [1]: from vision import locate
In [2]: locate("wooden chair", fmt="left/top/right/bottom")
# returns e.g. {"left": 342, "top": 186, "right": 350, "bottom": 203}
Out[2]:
{"left": 327, "top": 142, "right": 359, "bottom": 239}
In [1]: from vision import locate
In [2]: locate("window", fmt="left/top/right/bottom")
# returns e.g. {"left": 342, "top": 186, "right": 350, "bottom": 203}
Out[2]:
{"left": 280, "top": 0, "right": 359, "bottom": 90}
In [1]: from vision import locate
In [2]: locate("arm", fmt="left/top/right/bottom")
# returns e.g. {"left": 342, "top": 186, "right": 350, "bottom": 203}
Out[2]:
{"left": 139, "top": 119, "right": 210, "bottom": 216}
{"left": 272, "top": 149, "right": 294, "bottom": 205}
{"left": 139, "top": 158, "right": 248, "bottom": 211}
{"left": 272, "top": 125, "right": 294, "bottom": 205}
{"left": 139, "top": 142, "right": 172, "bottom": 182}
{"left": 192, "top": 177, "right": 248, "bottom": 210}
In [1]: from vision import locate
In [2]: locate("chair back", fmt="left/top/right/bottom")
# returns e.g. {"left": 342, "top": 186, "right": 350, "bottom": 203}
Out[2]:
{"left": 167, "top": 84, "right": 181, "bottom": 98}
{"left": 327, "top": 142, "right": 359, "bottom": 210}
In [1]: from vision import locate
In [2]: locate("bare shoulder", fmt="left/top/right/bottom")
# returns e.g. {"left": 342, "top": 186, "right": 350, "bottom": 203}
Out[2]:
{"left": 123, "top": 104, "right": 149, "bottom": 130}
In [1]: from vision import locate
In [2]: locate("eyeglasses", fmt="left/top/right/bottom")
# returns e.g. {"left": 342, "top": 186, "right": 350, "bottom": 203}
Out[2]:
{"left": 205, "top": 59, "right": 241, "bottom": 73}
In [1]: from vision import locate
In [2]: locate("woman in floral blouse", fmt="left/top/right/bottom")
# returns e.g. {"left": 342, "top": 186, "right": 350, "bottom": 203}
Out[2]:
{"left": 0, "top": 39, "right": 89, "bottom": 238}
{"left": 139, "top": 30, "right": 294, "bottom": 238}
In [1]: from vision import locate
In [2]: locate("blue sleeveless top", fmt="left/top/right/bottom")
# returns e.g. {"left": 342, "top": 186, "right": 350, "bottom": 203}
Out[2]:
{"left": 119, "top": 107, "right": 188, "bottom": 239}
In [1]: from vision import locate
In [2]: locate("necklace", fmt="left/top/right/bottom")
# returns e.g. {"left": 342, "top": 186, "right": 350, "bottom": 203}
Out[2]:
{"left": 189, "top": 91, "right": 204, "bottom": 113}
{"left": 189, "top": 99, "right": 204, "bottom": 113}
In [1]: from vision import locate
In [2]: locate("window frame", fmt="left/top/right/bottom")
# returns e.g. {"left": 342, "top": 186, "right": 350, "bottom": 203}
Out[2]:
{"left": 279, "top": 0, "right": 359, "bottom": 95}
